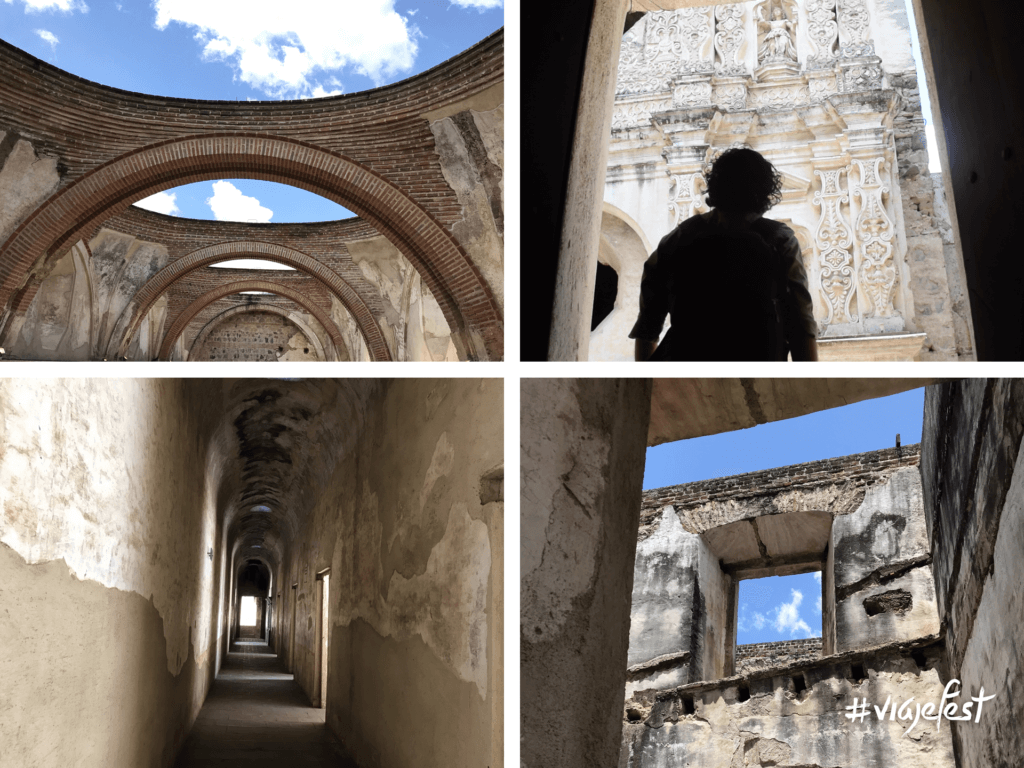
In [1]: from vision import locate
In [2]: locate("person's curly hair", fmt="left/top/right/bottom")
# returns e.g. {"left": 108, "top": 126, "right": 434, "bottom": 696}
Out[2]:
{"left": 703, "top": 148, "right": 783, "bottom": 215}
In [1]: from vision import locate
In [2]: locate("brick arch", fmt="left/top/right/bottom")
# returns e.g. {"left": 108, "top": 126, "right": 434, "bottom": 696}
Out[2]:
{"left": 108, "top": 240, "right": 391, "bottom": 361}
{"left": 0, "top": 133, "right": 501, "bottom": 360}
{"left": 159, "top": 280, "right": 346, "bottom": 361}
{"left": 188, "top": 304, "right": 333, "bottom": 362}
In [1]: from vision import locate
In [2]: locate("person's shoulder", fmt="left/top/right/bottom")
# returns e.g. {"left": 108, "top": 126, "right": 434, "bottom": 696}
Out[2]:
{"left": 753, "top": 217, "right": 800, "bottom": 247}
{"left": 657, "top": 212, "right": 712, "bottom": 246}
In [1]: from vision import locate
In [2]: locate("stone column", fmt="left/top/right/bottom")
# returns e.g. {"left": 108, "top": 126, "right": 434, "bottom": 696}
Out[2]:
{"left": 521, "top": 378, "right": 653, "bottom": 767}
{"left": 549, "top": 0, "right": 632, "bottom": 361}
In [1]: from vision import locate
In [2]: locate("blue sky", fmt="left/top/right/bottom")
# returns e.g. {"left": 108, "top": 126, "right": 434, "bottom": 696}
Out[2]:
{"left": 0, "top": 0, "right": 503, "bottom": 231}
{"left": 645, "top": 388, "right": 926, "bottom": 644}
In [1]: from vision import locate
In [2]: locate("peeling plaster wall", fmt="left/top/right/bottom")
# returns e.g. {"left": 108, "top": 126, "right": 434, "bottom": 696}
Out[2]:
{"left": 627, "top": 512, "right": 729, "bottom": 697}
{"left": 347, "top": 235, "right": 456, "bottom": 362}
{"left": 620, "top": 644, "right": 956, "bottom": 768}
{"left": 274, "top": 379, "right": 503, "bottom": 768}
{"left": 0, "top": 134, "right": 61, "bottom": 249}
{"left": 0, "top": 380, "right": 227, "bottom": 768}
{"left": 831, "top": 467, "right": 939, "bottom": 652}
{"left": 921, "top": 379, "right": 1024, "bottom": 768}
{"left": 521, "top": 378, "right": 654, "bottom": 768}
{"left": 429, "top": 103, "right": 505, "bottom": 314}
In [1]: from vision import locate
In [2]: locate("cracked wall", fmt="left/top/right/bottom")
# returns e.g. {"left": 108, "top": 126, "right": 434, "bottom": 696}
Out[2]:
{"left": 0, "top": 380, "right": 228, "bottom": 767}
{"left": 620, "top": 643, "right": 955, "bottom": 768}
{"left": 922, "top": 380, "right": 1024, "bottom": 768}
{"left": 274, "top": 379, "right": 503, "bottom": 768}
{"left": 623, "top": 446, "right": 944, "bottom": 766}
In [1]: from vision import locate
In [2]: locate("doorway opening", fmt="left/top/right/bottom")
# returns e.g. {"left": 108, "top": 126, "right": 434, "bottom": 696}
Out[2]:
{"left": 316, "top": 570, "right": 330, "bottom": 709}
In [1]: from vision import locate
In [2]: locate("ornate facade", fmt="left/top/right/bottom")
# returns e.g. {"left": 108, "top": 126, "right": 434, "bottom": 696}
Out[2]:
{"left": 595, "top": 0, "right": 972, "bottom": 362}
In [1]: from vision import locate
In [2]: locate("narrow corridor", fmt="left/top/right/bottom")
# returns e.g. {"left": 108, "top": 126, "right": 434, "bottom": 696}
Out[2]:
{"left": 174, "top": 640, "right": 358, "bottom": 768}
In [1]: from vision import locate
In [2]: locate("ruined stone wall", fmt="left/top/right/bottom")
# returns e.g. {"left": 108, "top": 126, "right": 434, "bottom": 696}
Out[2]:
{"left": 735, "top": 637, "right": 822, "bottom": 673}
{"left": 189, "top": 311, "right": 319, "bottom": 362}
{"left": 0, "top": 380, "right": 229, "bottom": 768}
{"left": 274, "top": 380, "right": 504, "bottom": 768}
{"left": 0, "top": 32, "right": 504, "bottom": 361}
{"left": 621, "top": 641, "right": 955, "bottom": 768}
{"left": 921, "top": 380, "right": 1024, "bottom": 768}
{"left": 628, "top": 445, "right": 937, "bottom": 703}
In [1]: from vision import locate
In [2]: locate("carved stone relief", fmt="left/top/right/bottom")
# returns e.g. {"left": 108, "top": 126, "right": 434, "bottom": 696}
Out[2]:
{"left": 852, "top": 157, "right": 898, "bottom": 318}
{"left": 611, "top": 98, "right": 673, "bottom": 130}
{"left": 673, "top": 79, "right": 714, "bottom": 109}
{"left": 837, "top": 0, "right": 875, "bottom": 57}
{"left": 668, "top": 172, "right": 708, "bottom": 225}
{"left": 756, "top": 0, "right": 799, "bottom": 65}
{"left": 838, "top": 61, "right": 884, "bottom": 92}
{"left": 617, "top": 9, "right": 715, "bottom": 96}
{"left": 814, "top": 167, "right": 858, "bottom": 324}
{"left": 805, "top": 0, "right": 839, "bottom": 68}
{"left": 748, "top": 83, "right": 811, "bottom": 110}
{"left": 714, "top": 4, "right": 747, "bottom": 77}
{"left": 713, "top": 83, "right": 748, "bottom": 111}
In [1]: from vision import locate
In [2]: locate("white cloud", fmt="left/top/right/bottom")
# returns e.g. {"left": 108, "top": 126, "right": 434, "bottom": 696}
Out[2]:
{"left": 10, "top": 0, "right": 87, "bottom": 13}
{"left": 134, "top": 191, "right": 179, "bottom": 215}
{"left": 205, "top": 181, "right": 272, "bottom": 222}
{"left": 152, "top": 0, "right": 419, "bottom": 98}
{"left": 813, "top": 572, "right": 822, "bottom": 583}
{"left": 448, "top": 0, "right": 502, "bottom": 9}
{"left": 752, "top": 612, "right": 766, "bottom": 630}
{"left": 773, "top": 589, "right": 814, "bottom": 637}
{"left": 406, "top": 7, "right": 417, "bottom": 14}
{"left": 34, "top": 28, "right": 58, "bottom": 49}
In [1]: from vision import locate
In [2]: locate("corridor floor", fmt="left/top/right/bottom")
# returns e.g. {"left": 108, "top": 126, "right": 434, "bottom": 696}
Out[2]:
{"left": 174, "top": 639, "right": 359, "bottom": 767}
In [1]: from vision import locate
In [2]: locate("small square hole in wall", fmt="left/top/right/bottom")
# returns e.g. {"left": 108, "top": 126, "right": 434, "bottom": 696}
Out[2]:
{"left": 681, "top": 695, "right": 695, "bottom": 715}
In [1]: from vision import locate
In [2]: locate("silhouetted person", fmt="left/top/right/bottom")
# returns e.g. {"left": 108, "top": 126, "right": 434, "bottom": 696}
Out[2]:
{"left": 630, "top": 148, "right": 819, "bottom": 361}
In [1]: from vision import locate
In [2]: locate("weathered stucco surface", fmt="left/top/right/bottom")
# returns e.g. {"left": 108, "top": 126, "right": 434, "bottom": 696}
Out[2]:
{"left": 347, "top": 235, "right": 456, "bottom": 362}
{"left": 922, "top": 380, "right": 1024, "bottom": 768}
{"left": 275, "top": 379, "right": 504, "bottom": 768}
{"left": 521, "top": 378, "right": 653, "bottom": 768}
{"left": 429, "top": 105, "right": 505, "bottom": 315}
{"left": 621, "top": 644, "right": 955, "bottom": 768}
{"left": 0, "top": 378, "right": 502, "bottom": 768}
{"left": 0, "top": 380, "right": 226, "bottom": 767}
{"left": 0, "top": 136, "right": 61, "bottom": 246}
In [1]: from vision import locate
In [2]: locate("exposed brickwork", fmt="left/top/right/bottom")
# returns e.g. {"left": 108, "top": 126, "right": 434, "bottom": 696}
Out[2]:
{"left": 641, "top": 445, "right": 922, "bottom": 518}
{"left": 101, "top": 214, "right": 391, "bottom": 360}
{"left": 159, "top": 279, "right": 345, "bottom": 360}
{"left": 735, "top": 638, "right": 822, "bottom": 674}
{"left": 0, "top": 31, "right": 504, "bottom": 360}
{"left": 190, "top": 311, "right": 317, "bottom": 362}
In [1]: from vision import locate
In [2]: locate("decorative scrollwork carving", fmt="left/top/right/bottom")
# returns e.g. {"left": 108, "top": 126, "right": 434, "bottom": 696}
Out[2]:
{"left": 814, "top": 167, "right": 858, "bottom": 324}
{"left": 668, "top": 172, "right": 708, "bottom": 225}
{"left": 673, "top": 80, "right": 714, "bottom": 109}
{"left": 852, "top": 157, "right": 898, "bottom": 318}
{"left": 616, "top": 10, "right": 714, "bottom": 95}
{"left": 714, "top": 84, "right": 748, "bottom": 111}
{"left": 837, "top": 0, "right": 874, "bottom": 57}
{"left": 714, "top": 4, "right": 747, "bottom": 76}
{"left": 808, "top": 74, "right": 839, "bottom": 100}
{"left": 748, "top": 84, "right": 811, "bottom": 110}
{"left": 611, "top": 98, "right": 673, "bottom": 130}
{"left": 806, "top": 0, "right": 839, "bottom": 65}
{"left": 838, "top": 62, "right": 883, "bottom": 92}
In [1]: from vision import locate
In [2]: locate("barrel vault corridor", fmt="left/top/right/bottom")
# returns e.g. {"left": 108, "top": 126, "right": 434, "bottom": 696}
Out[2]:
{"left": 0, "top": 378, "right": 503, "bottom": 768}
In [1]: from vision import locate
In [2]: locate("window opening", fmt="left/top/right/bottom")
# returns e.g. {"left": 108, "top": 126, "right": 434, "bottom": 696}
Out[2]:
{"left": 736, "top": 572, "right": 822, "bottom": 675}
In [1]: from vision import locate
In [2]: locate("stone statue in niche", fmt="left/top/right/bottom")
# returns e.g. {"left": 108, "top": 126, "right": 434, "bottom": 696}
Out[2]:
{"left": 757, "top": 2, "right": 798, "bottom": 64}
